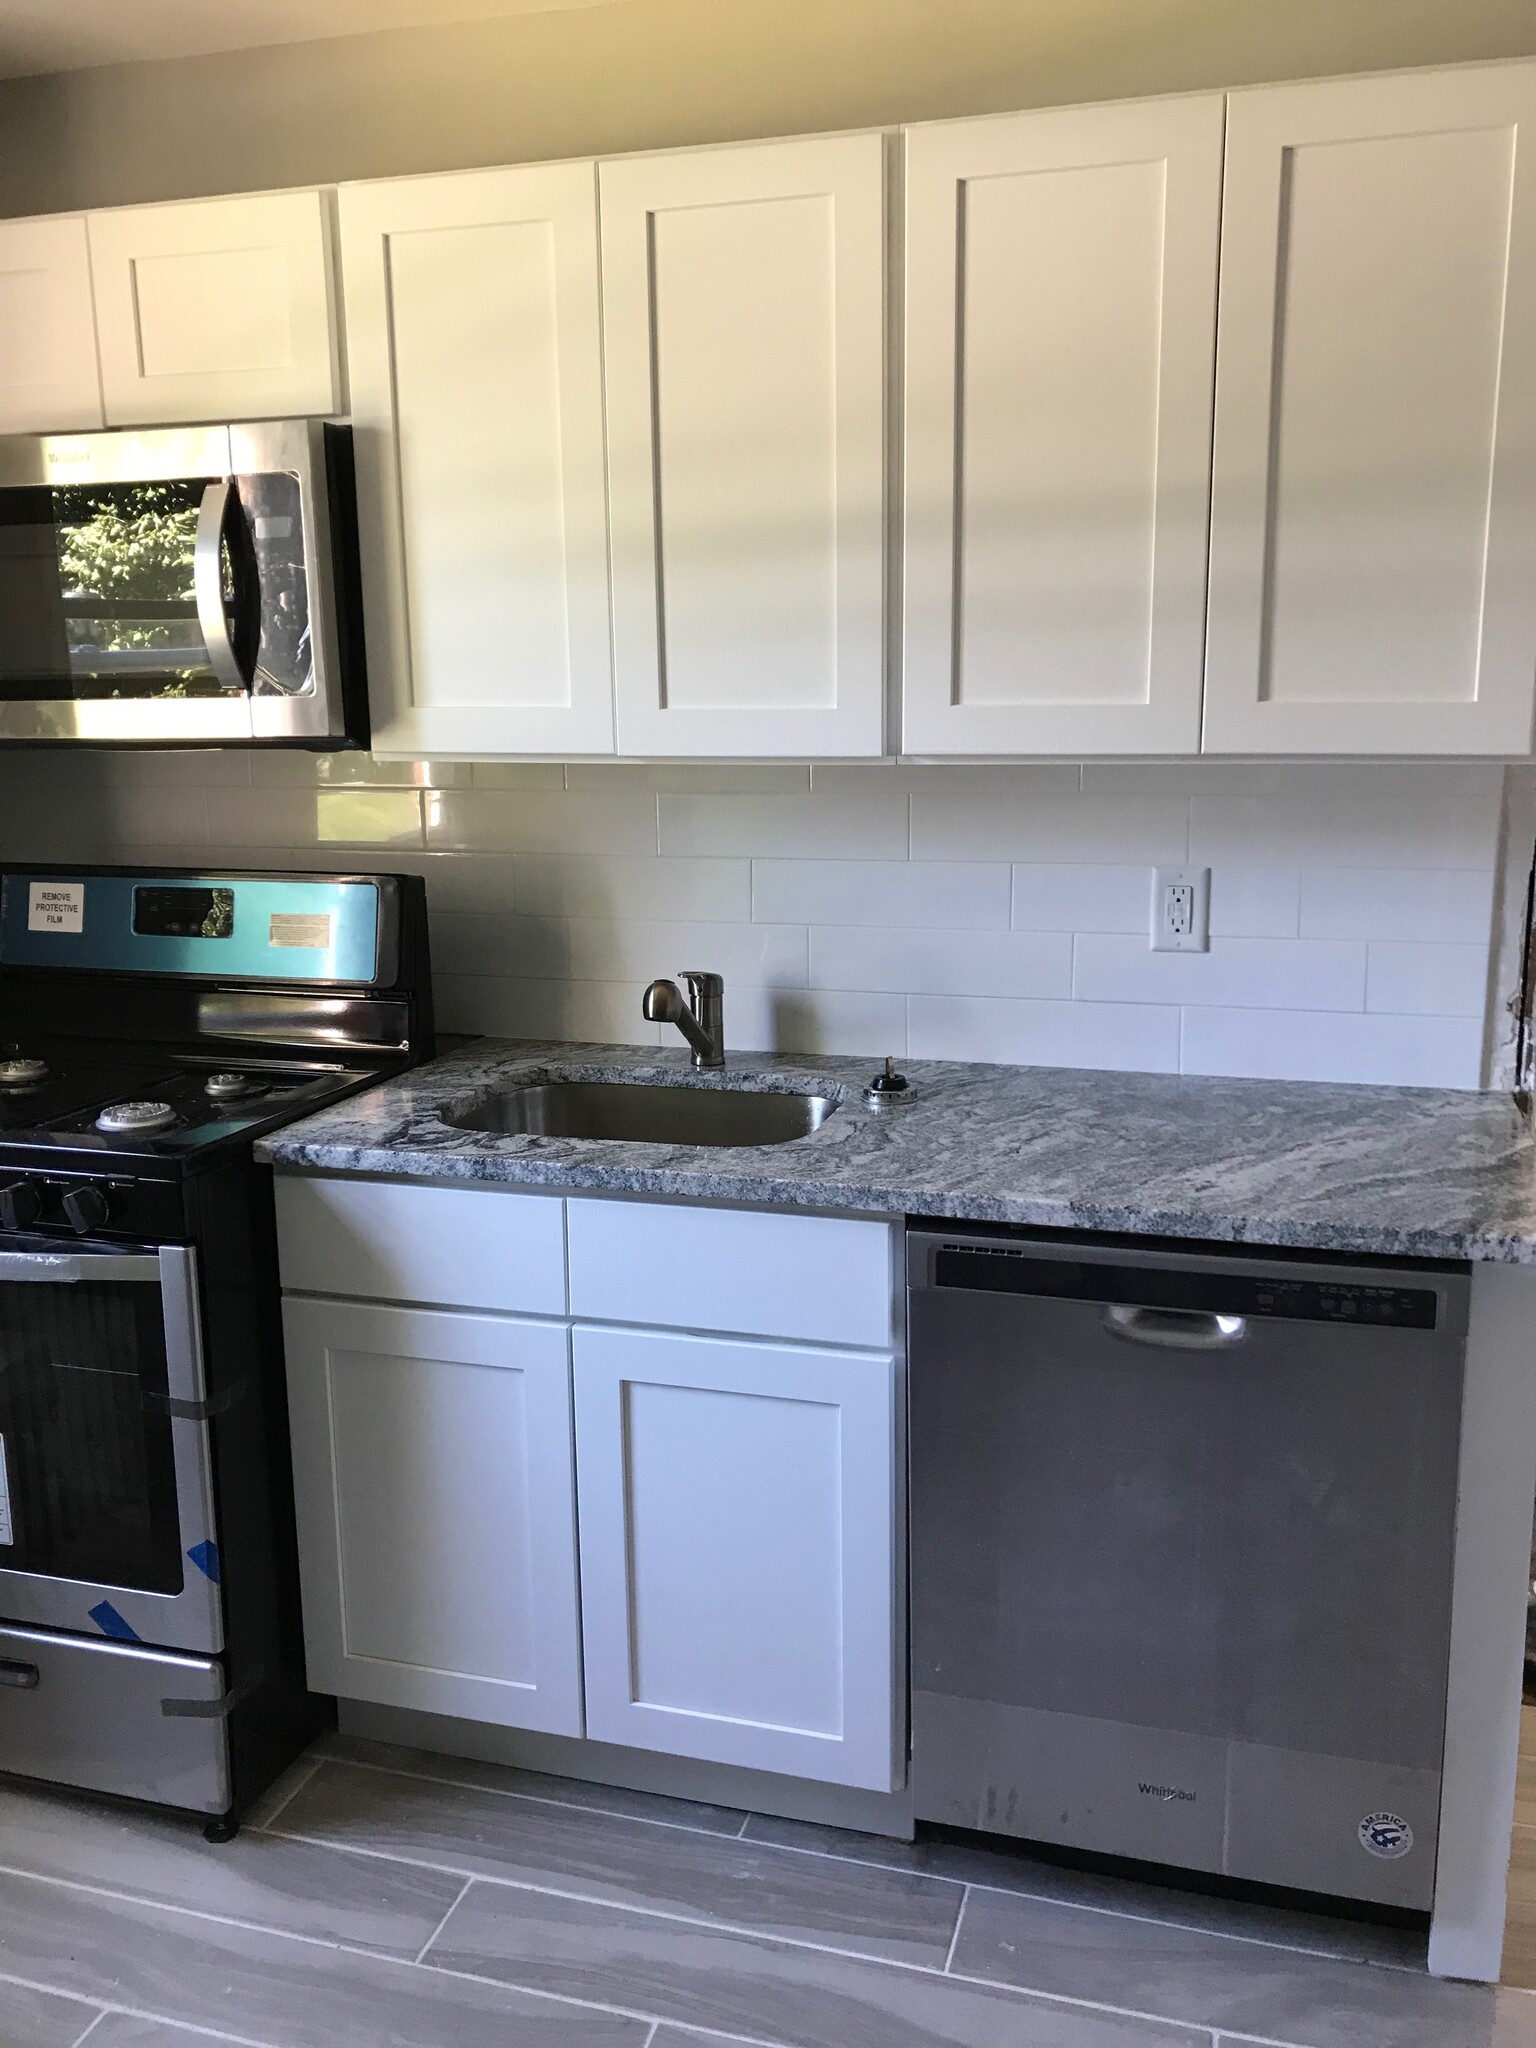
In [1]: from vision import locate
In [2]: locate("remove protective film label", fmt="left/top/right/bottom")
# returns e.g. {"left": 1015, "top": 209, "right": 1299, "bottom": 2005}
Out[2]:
{"left": 27, "top": 880, "right": 84, "bottom": 934}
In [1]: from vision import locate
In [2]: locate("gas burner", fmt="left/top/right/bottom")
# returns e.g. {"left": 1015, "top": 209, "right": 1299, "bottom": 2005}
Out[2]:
{"left": 95, "top": 1100, "right": 179, "bottom": 1135}
{"left": 0, "top": 1056, "right": 49, "bottom": 1089}
{"left": 205, "top": 1072, "right": 265, "bottom": 1102}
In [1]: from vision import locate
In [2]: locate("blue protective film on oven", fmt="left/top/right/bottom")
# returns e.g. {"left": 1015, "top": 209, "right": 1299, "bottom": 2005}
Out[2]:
{"left": 0, "top": 873, "right": 381, "bottom": 984}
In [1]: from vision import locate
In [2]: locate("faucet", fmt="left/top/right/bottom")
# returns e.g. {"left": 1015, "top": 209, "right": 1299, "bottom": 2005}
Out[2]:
{"left": 643, "top": 970, "right": 725, "bottom": 1069}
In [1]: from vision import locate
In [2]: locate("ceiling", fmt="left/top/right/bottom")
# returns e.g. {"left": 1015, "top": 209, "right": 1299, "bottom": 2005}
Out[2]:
{"left": 0, "top": 0, "right": 631, "bottom": 80}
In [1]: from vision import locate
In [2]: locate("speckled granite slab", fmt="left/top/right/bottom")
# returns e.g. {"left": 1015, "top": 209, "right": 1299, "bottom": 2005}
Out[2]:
{"left": 255, "top": 1038, "right": 1536, "bottom": 1265}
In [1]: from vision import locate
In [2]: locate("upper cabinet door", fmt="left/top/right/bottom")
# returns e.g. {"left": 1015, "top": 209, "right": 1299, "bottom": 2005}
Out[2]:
{"left": 1205, "top": 64, "right": 1536, "bottom": 755}
{"left": 902, "top": 96, "right": 1223, "bottom": 757}
{"left": 601, "top": 134, "right": 887, "bottom": 758}
{"left": 87, "top": 190, "right": 340, "bottom": 425}
{"left": 0, "top": 215, "right": 103, "bottom": 433}
{"left": 339, "top": 164, "right": 615, "bottom": 757}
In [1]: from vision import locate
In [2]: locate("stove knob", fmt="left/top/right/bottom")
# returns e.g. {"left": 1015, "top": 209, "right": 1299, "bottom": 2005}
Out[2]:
{"left": 61, "top": 1185, "right": 110, "bottom": 1236}
{"left": 0, "top": 1180, "right": 40, "bottom": 1232}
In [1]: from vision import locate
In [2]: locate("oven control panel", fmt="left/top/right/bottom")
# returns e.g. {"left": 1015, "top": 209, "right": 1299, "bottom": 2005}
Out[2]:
{"left": 0, "top": 1172, "right": 183, "bottom": 1242}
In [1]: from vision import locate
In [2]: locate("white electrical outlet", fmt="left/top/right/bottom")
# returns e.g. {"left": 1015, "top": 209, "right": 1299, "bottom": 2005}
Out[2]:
{"left": 1152, "top": 867, "right": 1210, "bottom": 952}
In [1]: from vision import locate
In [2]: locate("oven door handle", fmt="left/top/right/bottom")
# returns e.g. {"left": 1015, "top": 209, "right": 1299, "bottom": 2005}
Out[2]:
{"left": 194, "top": 477, "right": 248, "bottom": 696}
{"left": 0, "top": 1251, "right": 160, "bottom": 1283}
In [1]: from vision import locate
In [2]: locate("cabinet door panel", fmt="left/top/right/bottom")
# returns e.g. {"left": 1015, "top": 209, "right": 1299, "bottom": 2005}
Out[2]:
{"left": 1205, "top": 64, "right": 1536, "bottom": 754}
{"left": 87, "top": 191, "right": 339, "bottom": 424}
{"left": 0, "top": 215, "right": 103, "bottom": 432}
{"left": 602, "top": 135, "right": 886, "bottom": 757}
{"left": 903, "top": 96, "right": 1222, "bottom": 755}
{"left": 339, "top": 164, "right": 614, "bottom": 757}
{"left": 574, "top": 1324, "right": 899, "bottom": 1789}
{"left": 283, "top": 1299, "right": 583, "bottom": 1734}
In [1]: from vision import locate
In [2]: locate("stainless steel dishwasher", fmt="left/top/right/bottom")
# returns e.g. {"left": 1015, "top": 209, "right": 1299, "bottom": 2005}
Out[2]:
{"left": 907, "top": 1224, "right": 1469, "bottom": 1911}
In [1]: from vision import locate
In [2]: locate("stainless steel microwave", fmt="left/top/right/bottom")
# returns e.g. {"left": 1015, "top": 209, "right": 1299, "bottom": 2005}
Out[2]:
{"left": 0, "top": 420, "right": 367, "bottom": 747}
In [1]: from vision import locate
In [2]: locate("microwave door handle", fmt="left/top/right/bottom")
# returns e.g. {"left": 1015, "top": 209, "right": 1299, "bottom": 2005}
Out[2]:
{"left": 194, "top": 478, "right": 247, "bottom": 695}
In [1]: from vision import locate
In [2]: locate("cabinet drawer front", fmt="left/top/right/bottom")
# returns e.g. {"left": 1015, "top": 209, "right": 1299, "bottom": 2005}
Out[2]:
{"left": 283, "top": 1298, "right": 583, "bottom": 1734}
{"left": 276, "top": 1175, "right": 566, "bottom": 1315}
{"left": 567, "top": 1198, "right": 895, "bottom": 1347}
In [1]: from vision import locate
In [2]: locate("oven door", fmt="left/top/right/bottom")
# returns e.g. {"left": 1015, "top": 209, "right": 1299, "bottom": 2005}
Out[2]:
{"left": 0, "top": 1243, "right": 221, "bottom": 1653}
{"left": 0, "top": 421, "right": 354, "bottom": 747}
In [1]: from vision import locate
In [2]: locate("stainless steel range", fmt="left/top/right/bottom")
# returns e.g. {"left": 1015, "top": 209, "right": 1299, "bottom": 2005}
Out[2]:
{"left": 0, "top": 865, "right": 432, "bottom": 1835}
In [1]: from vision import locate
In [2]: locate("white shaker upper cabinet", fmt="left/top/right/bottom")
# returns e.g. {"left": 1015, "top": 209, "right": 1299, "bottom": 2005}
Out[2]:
{"left": 0, "top": 214, "right": 103, "bottom": 433}
{"left": 86, "top": 191, "right": 340, "bottom": 425}
{"left": 902, "top": 96, "right": 1223, "bottom": 756}
{"left": 601, "top": 134, "right": 887, "bottom": 757}
{"left": 1205, "top": 63, "right": 1536, "bottom": 755}
{"left": 340, "top": 164, "right": 615, "bottom": 757}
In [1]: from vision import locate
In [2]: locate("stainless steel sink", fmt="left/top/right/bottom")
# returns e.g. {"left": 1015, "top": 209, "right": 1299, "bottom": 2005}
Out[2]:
{"left": 443, "top": 1080, "right": 838, "bottom": 1146}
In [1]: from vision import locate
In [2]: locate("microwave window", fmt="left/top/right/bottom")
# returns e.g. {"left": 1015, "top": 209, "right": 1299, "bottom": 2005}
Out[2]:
{"left": 0, "top": 478, "right": 252, "bottom": 702}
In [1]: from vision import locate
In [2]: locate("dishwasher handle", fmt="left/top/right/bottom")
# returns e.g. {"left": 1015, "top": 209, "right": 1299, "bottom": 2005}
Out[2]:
{"left": 1103, "top": 1304, "right": 1248, "bottom": 1352}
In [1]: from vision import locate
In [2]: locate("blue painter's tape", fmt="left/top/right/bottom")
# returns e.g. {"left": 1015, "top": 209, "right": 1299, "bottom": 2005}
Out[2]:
{"left": 186, "top": 1540, "right": 221, "bottom": 1585}
{"left": 89, "top": 1600, "right": 140, "bottom": 1642}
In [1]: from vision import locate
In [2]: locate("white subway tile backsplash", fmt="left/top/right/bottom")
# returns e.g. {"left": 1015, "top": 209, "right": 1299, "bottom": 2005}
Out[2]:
{"left": 1366, "top": 942, "right": 1489, "bottom": 1018}
{"left": 753, "top": 859, "right": 1011, "bottom": 930}
{"left": 515, "top": 854, "right": 752, "bottom": 924}
{"left": 725, "top": 985, "right": 910, "bottom": 1058}
{"left": 467, "top": 763, "right": 569, "bottom": 790}
{"left": 568, "top": 919, "right": 808, "bottom": 988}
{"left": 911, "top": 788, "right": 1187, "bottom": 864}
{"left": 1181, "top": 1007, "right": 1485, "bottom": 1088}
{"left": 1208, "top": 867, "right": 1301, "bottom": 939}
{"left": 909, "top": 994, "right": 1182, "bottom": 1072}
{"left": 568, "top": 763, "right": 812, "bottom": 793}
{"left": 1298, "top": 867, "right": 1496, "bottom": 943}
{"left": 659, "top": 789, "right": 908, "bottom": 860}
{"left": 426, "top": 788, "right": 658, "bottom": 854}
{"left": 1191, "top": 784, "right": 1503, "bottom": 871}
{"left": 429, "top": 912, "right": 568, "bottom": 981}
{"left": 809, "top": 925, "right": 1072, "bottom": 1000}
{"left": 434, "top": 974, "right": 663, "bottom": 1047}
{"left": 1073, "top": 933, "right": 1366, "bottom": 1011}
{"left": 0, "top": 752, "right": 1506, "bottom": 1091}
{"left": 1011, "top": 864, "right": 1149, "bottom": 934}
{"left": 209, "top": 786, "right": 424, "bottom": 849}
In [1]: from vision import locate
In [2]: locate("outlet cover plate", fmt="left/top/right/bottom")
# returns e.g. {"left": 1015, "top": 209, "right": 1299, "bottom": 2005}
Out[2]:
{"left": 1153, "top": 867, "right": 1210, "bottom": 952}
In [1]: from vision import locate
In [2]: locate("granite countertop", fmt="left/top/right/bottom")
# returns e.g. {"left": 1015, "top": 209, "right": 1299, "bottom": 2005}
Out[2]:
{"left": 253, "top": 1036, "right": 1536, "bottom": 1265}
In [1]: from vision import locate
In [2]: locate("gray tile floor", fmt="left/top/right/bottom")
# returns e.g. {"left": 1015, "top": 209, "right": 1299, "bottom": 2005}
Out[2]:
{"left": 1, "top": 1732, "right": 1535, "bottom": 2048}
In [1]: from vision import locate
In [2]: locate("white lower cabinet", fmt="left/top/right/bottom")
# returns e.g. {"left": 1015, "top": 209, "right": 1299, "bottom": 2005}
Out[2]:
{"left": 572, "top": 1323, "right": 900, "bottom": 1791}
{"left": 278, "top": 1180, "right": 902, "bottom": 1793}
{"left": 281, "top": 1297, "right": 584, "bottom": 1735}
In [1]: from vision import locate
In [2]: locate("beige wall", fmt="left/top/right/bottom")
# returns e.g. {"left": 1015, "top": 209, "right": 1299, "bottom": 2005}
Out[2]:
{"left": 3, "top": 0, "right": 1536, "bottom": 215}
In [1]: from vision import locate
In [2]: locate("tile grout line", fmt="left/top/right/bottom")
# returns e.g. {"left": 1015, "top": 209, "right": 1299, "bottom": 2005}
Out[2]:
{"left": 941, "top": 1884, "right": 969, "bottom": 1974}
{"left": 412, "top": 1875, "right": 473, "bottom": 1966}
{"left": 311, "top": 1746, "right": 752, "bottom": 1843}
{"left": 0, "top": 1844, "right": 1244, "bottom": 2045}
{"left": 245, "top": 1753, "right": 323, "bottom": 1837}
{"left": 224, "top": 1831, "right": 1229, "bottom": 2041}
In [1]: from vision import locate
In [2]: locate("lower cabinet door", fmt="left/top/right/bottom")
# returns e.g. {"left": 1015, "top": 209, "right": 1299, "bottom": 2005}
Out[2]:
{"left": 572, "top": 1324, "right": 899, "bottom": 1790}
{"left": 282, "top": 1298, "right": 583, "bottom": 1735}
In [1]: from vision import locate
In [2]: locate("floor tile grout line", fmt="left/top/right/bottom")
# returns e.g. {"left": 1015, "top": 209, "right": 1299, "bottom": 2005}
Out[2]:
{"left": 314, "top": 1747, "right": 750, "bottom": 1844}
{"left": 738, "top": 1822, "right": 1425, "bottom": 1977}
{"left": 412, "top": 1875, "right": 473, "bottom": 1966}
{"left": 0, "top": 1843, "right": 1240, "bottom": 2046}
{"left": 941, "top": 1884, "right": 968, "bottom": 1974}
{"left": 235, "top": 1835, "right": 1227, "bottom": 2041}
{"left": 244, "top": 1753, "right": 323, "bottom": 1838}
